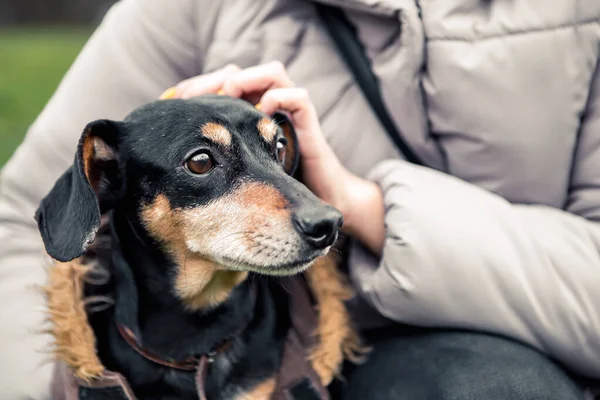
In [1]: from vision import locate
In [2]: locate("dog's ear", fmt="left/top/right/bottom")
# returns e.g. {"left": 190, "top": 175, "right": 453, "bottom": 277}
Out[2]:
{"left": 35, "top": 120, "right": 125, "bottom": 262}
{"left": 272, "top": 112, "right": 300, "bottom": 176}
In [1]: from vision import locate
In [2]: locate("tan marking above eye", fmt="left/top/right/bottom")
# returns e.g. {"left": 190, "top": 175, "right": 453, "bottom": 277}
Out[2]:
{"left": 257, "top": 118, "right": 278, "bottom": 143}
{"left": 201, "top": 122, "right": 232, "bottom": 147}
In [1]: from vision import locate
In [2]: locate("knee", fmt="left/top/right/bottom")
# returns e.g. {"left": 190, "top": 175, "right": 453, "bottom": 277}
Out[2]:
{"left": 340, "top": 331, "right": 583, "bottom": 400}
{"left": 444, "top": 365, "right": 582, "bottom": 400}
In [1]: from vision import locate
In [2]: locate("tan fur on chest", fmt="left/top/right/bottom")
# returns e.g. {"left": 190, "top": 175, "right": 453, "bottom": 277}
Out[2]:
{"left": 235, "top": 377, "right": 277, "bottom": 400}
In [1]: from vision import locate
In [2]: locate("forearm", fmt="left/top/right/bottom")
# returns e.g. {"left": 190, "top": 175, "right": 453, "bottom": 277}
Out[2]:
{"left": 347, "top": 159, "right": 600, "bottom": 378}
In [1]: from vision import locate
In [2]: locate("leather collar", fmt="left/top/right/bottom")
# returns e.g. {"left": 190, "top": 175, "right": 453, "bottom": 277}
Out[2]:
{"left": 115, "top": 280, "right": 258, "bottom": 399}
{"left": 117, "top": 324, "right": 233, "bottom": 400}
{"left": 116, "top": 324, "right": 231, "bottom": 372}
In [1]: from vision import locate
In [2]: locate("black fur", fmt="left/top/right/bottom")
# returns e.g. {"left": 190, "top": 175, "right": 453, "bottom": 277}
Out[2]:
{"left": 36, "top": 95, "right": 342, "bottom": 399}
{"left": 35, "top": 120, "right": 123, "bottom": 262}
{"left": 87, "top": 212, "right": 291, "bottom": 400}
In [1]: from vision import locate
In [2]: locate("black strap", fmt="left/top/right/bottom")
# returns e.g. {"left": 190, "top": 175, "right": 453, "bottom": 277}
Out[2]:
{"left": 315, "top": 4, "right": 425, "bottom": 167}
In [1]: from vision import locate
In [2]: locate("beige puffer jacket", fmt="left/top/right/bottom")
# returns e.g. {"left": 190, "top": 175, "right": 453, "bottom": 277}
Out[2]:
{"left": 1, "top": 0, "right": 600, "bottom": 398}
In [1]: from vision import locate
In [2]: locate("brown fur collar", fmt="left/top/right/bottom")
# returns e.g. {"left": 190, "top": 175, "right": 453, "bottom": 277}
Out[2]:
{"left": 45, "top": 259, "right": 105, "bottom": 381}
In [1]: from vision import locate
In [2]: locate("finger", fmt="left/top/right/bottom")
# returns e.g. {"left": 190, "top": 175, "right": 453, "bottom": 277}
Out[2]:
{"left": 259, "top": 87, "right": 316, "bottom": 125}
{"left": 221, "top": 61, "right": 294, "bottom": 100}
{"left": 260, "top": 88, "right": 329, "bottom": 159}
{"left": 160, "top": 64, "right": 241, "bottom": 100}
{"left": 179, "top": 64, "right": 241, "bottom": 99}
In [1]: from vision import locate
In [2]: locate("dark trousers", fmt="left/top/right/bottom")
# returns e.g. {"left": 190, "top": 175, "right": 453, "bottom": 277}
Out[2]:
{"left": 330, "top": 326, "right": 584, "bottom": 400}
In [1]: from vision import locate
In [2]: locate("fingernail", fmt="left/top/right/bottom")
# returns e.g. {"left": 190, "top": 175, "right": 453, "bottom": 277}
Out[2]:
{"left": 217, "top": 89, "right": 225, "bottom": 95}
{"left": 255, "top": 103, "right": 262, "bottom": 110}
{"left": 159, "top": 87, "right": 177, "bottom": 100}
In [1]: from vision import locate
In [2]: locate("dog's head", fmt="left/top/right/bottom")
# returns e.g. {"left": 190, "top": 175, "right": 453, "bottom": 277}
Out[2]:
{"left": 36, "top": 95, "right": 342, "bottom": 283}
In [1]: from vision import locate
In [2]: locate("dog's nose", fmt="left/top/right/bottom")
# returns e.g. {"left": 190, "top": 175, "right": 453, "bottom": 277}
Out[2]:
{"left": 293, "top": 205, "right": 343, "bottom": 249}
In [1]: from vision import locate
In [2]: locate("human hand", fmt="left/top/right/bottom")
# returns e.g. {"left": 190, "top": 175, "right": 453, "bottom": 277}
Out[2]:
{"left": 161, "top": 62, "right": 385, "bottom": 254}
{"left": 159, "top": 64, "right": 241, "bottom": 99}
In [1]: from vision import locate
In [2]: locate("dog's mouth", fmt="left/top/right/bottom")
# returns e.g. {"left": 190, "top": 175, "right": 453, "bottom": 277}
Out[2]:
{"left": 195, "top": 245, "right": 329, "bottom": 276}
{"left": 216, "top": 248, "right": 329, "bottom": 276}
{"left": 182, "top": 226, "right": 336, "bottom": 277}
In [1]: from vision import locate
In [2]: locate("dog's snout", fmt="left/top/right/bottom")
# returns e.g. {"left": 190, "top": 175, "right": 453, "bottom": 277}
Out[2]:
{"left": 292, "top": 205, "right": 343, "bottom": 249}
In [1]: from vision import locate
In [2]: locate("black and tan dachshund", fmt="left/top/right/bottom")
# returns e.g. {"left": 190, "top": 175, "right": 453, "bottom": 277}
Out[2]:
{"left": 36, "top": 95, "right": 361, "bottom": 400}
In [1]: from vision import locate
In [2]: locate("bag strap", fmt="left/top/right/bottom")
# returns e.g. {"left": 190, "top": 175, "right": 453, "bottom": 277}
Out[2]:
{"left": 315, "top": 4, "right": 425, "bottom": 167}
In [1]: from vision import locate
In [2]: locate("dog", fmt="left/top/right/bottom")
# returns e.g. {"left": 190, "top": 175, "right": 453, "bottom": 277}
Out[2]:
{"left": 37, "top": 95, "right": 363, "bottom": 400}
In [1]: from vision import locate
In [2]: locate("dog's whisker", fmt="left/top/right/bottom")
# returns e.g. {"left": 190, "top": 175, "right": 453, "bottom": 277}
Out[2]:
{"left": 217, "top": 230, "right": 257, "bottom": 242}
{"left": 277, "top": 281, "right": 293, "bottom": 296}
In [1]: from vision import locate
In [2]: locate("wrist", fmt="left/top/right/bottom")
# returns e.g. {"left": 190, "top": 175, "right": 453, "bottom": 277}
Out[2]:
{"left": 339, "top": 174, "right": 386, "bottom": 255}
{"left": 339, "top": 174, "right": 358, "bottom": 234}
{"left": 341, "top": 176, "right": 378, "bottom": 233}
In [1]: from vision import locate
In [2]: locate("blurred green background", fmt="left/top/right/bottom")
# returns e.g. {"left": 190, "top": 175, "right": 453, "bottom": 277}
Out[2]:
{"left": 0, "top": 0, "right": 116, "bottom": 168}
{"left": 0, "top": 27, "right": 91, "bottom": 167}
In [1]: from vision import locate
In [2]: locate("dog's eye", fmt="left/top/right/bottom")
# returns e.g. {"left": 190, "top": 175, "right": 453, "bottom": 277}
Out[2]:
{"left": 275, "top": 138, "right": 287, "bottom": 165}
{"left": 186, "top": 152, "right": 214, "bottom": 175}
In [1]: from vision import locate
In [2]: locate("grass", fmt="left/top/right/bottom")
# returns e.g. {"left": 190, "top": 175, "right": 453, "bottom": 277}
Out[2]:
{"left": 0, "top": 27, "right": 92, "bottom": 167}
